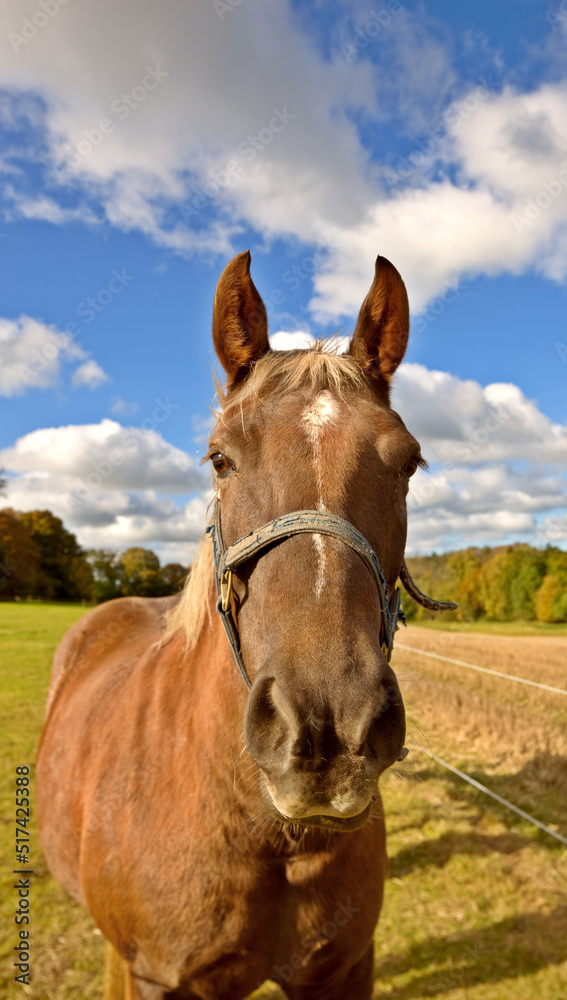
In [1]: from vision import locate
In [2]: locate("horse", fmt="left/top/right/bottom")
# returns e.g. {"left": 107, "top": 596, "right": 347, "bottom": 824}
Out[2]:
{"left": 36, "top": 251, "right": 454, "bottom": 1000}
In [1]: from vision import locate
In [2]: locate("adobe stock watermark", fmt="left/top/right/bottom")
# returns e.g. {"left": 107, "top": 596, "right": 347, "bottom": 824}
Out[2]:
{"left": 511, "top": 168, "right": 567, "bottom": 233}
{"left": 251, "top": 899, "right": 361, "bottom": 990}
{"left": 411, "top": 280, "right": 464, "bottom": 335}
{"left": 384, "top": 74, "right": 501, "bottom": 184}
{"left": 59, "top": 66, "right": 169, "bottom": 172}
{"left": 536, "top": 511, "right": 567, "bottom": 545}
{"left": 64, "top": 397, "right": 180, "bottom": 511}
{"left": 262, "top": 240, "right": 336, "bottom": 317}
{"left": 17, "top": 268, "right": 134, "bottom": 390}
{"left": 341, "top": 1, "right": 403, "bottom": 62}
{"left": 546, "top": 0, "right": 567, "bottom": 28}
{"left": 7, "top": 0, "right": 74, "bottom": 54}
{"left": 17, "top": 328, "right": 72, "bottom": 391}
{"left": 0, "top": 557, "right": 16, "bottom": 585}
{"left": 178, "top": 107, "right": 296, "bottom": 221}
{"left": 212, "top": 0, "right": 248, "bottom": 20}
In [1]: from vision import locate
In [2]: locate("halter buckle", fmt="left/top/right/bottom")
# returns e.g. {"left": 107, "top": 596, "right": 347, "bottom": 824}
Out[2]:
{"left": 220, "top": 569, "right": 233, "bottom": 612}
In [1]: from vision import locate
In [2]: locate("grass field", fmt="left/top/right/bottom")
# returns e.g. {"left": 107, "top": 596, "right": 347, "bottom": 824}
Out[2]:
{"left": 1, "top": 604, "right": 566, "bottom": 999}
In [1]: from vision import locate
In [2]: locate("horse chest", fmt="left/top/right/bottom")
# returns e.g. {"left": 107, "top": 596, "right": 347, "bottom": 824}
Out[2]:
{"left": 130, "top": 850, "right": 375, "bottom": 995}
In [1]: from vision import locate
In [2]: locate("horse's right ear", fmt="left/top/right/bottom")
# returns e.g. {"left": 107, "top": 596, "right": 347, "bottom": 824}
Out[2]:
{"left": 349, "top": 255, "right": 409, "bottom": 385}
{"left": 212, "top": 251, "right": 270, "bottom": 387}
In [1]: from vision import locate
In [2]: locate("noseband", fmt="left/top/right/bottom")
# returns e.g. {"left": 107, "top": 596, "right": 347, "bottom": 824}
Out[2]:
{"left": 210, "top": 497, "right": 456, "bottom": 689}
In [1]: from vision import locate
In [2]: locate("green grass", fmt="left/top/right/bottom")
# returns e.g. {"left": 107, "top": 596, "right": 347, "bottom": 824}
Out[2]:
{"left": 406, "top": 618, "right": 567, "bottom": 636}
{"left": 1, "top": 603, "right": 566, "bottom": 999}
{"left": 0, "top": 603, "right": 106, "bottom": 999}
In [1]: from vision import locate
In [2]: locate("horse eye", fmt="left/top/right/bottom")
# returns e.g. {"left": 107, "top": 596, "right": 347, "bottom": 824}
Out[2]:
{"left": 211, "top": 452, "right": 233, "bottom": 476}
{"left": 403, "top": 458, "right": 419, "bottom": 478}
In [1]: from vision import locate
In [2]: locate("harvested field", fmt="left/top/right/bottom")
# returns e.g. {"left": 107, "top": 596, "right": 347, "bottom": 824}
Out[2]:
{"left": 396, "top": 625, "right": 567, "bottom": 688}
{"left": 393, "top": 626, "right": 567, "bottom": 820}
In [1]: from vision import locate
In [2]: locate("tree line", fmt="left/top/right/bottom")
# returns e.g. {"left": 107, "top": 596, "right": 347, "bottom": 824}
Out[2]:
{"left": 404, "top": 543, "right": 567, "bottom": 624}
{"left": 0, "top": 508, "right": 187, "bottom": 603}
{"left": 1, "top": 506, "right": 566, "bottom": 621}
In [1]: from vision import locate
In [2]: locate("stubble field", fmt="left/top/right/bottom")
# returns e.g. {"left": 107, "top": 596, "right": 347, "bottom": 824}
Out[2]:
{"left": 1, "top": 606, "right": 566, "bottom": 999}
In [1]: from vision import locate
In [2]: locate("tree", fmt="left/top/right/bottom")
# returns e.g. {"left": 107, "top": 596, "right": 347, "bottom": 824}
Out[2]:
{"left": 534, "top": 575, "right": 561, "bottom": 623}
{"left": 87, "top": 549, "right": 124, "bottom": 603}
{"left": 534, "top": 548, "right": 567, "bottom": 622}
{"left": 402, "top": 543, "right": 563, "bottom": 625}
{"left": 447, "top": 549, "right": 484, "bottom": 621}
{"left": 120, "top": 547, "right": 166, "bottom": 597}
{"left": 19, "top": 509, "right": 92, "bottom": 600}
{"left": 161, "top": 563, "right": 187, "bottom": 594}
{"left": 0, "top": 508, "right": 41, "bottom": 598}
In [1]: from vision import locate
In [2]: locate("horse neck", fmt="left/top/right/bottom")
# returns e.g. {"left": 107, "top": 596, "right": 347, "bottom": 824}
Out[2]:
{"left": 183, "top": 590, "right": 255, "bottom": 779}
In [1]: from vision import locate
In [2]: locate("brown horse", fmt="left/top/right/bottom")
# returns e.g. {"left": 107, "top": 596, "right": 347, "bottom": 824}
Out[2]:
{"left": 37, "top": 252, "right": 452, "bottom": 1000}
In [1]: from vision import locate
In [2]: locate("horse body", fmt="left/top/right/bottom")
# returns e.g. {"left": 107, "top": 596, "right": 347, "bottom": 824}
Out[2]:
{"left": 37, "top": 251, "right": 426, "bottom": 999}
{"left": 38, "top": 595, "right": 385, "bottom": 998}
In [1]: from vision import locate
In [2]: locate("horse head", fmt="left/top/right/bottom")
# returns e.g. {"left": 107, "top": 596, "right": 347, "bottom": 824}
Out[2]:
{"left": 208, "top": 250, "right": 421, "bottom": 832}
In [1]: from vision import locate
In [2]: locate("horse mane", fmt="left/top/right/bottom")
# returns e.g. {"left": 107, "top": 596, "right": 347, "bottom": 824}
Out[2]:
{"left": 163, "top": 341, "right": 365, "bottom": 649}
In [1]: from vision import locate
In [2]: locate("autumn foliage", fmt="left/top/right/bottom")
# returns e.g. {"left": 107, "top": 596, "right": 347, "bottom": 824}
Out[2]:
{"left": 404, "top": 543, "right": 567, "bottom": 624}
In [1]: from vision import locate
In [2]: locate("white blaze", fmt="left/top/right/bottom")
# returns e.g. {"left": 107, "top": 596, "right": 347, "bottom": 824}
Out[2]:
{"left": 302, "top": 391, "right": 338, "bottom": 597}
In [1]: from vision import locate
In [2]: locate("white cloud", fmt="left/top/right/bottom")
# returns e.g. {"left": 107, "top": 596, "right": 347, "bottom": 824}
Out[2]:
{"left": 0, "top": 420, "right": 212, "bottom": 562}
{"left": 406, "top": 506, "right": 539, "bottom": 556}
{"left": 0, "top": 0, "right": 376, "bottom": 254}
{"left": 72, "top": 359, "right": 110, "bottom": 389}
{"left": 0, "top": 315, "right": 85, "bottom": 395}
{"left": 2, "top": 1, "right": 565, "bottom": 319}
{"left": 269, "top": 330, "right": 315, "bottom": 351}
{"left": 269, "top": 331, "right": 351, "bottom": 352}
{"left": 110, "top": 397, "right": 138, "bottom": 415}
{"left": 3, "top": 186, "right": 99, "bottom": 226}
{"left": 0, "top": 314, "right": 113, "bottom": 396}
{"left": 0, "top": 419, "right": 206, "bottom": 493}
{"left": 391, "top": 363, "right": 567, "bottom": 465}
{"left": 389, "top": 363, "right": 567, "bottom": 553}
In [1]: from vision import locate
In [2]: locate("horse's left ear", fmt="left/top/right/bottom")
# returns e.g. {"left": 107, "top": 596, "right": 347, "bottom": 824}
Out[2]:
{"left": 349, "top": 256, "right": 409, "bottom": 383}
{"left": 212, "top": 250, "right": 270, "bottom": 387}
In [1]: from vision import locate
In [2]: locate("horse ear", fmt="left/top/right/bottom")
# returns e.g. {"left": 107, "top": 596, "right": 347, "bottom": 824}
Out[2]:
{"left": 212, "top": 251, "right": 270, "bottom": 387}
{"left": 349, "top": 256, "right": 409, "bottom": 383}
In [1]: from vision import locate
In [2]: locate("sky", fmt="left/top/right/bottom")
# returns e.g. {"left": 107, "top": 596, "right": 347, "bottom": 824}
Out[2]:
{"left": 0, "top": 0, "right": 566, "bottom": 563}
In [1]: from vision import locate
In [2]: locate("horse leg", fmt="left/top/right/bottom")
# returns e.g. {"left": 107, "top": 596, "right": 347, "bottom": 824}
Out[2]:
{"left": 286, "top": 943, "right": 374, "bottom": 1000}
{"left": 103, "top": 942, "right": 126, "bottom": 1000}
{"left": 102, "top": 947, "right": 166, "bottom": 1000}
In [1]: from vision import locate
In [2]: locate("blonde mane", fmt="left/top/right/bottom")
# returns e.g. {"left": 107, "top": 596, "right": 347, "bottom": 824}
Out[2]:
{"left": 164, "top": 341, "right": 364, "bottom": 649}
{"left": 217, "top": 340, "right": 365, "bottom": 421}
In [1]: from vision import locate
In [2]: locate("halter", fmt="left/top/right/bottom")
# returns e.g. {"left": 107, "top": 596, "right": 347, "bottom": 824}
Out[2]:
{"left": 210, "top": 495, "right": 456, "bottom": 689}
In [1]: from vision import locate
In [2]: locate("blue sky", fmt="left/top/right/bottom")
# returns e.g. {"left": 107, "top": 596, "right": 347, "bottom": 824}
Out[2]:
{"left": 0, "top": 0, "right": 566, "bottom": 561}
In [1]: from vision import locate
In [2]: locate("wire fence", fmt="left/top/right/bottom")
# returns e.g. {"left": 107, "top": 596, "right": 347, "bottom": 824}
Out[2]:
{"left": 396, "top": 642, "right": 567, "bottom": 697}
{"left": 396, "top": 637, "right": 567, "bottom": 846}
{"left": 411, "top": 740, "right": 567, "bottom": 848}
